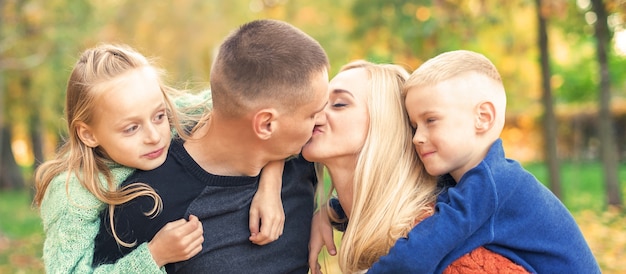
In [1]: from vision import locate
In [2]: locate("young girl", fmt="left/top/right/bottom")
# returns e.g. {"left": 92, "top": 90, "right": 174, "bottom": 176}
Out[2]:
{"left": 33, "top": 44, "right": 284, "bottom": 273}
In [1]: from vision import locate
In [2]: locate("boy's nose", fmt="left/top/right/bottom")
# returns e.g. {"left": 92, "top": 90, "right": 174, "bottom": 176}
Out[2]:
{"left": 412, "top": 128, "right": 426, "bottom": 146}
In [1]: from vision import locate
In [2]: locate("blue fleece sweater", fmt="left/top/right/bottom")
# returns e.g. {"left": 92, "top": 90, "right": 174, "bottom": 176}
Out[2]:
{"left": 367, "top": 139, "right": 600, "bottom": 274}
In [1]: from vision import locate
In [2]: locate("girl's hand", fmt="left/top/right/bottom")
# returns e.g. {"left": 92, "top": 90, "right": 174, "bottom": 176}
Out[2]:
{"left": 148, "top": 215, "right": 204, "bottom": 266}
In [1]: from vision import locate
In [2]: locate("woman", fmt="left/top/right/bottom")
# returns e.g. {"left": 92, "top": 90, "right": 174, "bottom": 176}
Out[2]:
{"left": 303, "top": 60, "right": 528, "bottom": 274}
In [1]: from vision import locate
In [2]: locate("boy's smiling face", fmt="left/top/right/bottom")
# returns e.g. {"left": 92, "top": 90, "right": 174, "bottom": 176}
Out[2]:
{"left": 405, "top": 75, "right": 485, "bottom": 182}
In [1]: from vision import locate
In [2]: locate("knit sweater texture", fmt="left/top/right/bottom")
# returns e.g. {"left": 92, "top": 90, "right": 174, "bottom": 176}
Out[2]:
{"left": 367, "top": 139, "right": 600, "bottom": 274}
{"left": 40, "top": 166, "right": 163, "bottom": 273}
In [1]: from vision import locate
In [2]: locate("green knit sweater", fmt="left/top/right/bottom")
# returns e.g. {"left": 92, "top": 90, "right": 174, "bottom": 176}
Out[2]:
{"left": 40, "top": 166, "right": 164, "bottom": 273}
{"left": 39, "top": 89, "right": 212, "bottom": 273}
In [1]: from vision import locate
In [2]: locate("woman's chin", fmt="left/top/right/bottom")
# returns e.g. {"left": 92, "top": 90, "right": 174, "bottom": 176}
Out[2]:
{"left": 301, "top": 145, "right": 320, "bottom": 162}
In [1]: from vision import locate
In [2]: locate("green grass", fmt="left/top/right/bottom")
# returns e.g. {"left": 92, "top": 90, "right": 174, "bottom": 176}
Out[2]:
{"left": 523, "top": 161, "right": 626, "bottom": 212}
{"left": 0, "top": 191, "right": 42, "bottom": 237}
{"left": 0, "top": 190, "right": 44, "bottom": 273}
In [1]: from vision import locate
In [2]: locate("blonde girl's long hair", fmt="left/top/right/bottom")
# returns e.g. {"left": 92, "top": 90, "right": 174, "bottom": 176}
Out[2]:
{"left": 33, "top": 44, "right": 198, "bottom": 247}
{"left": 334, "top": 61, "right": 439, "bottom": 273}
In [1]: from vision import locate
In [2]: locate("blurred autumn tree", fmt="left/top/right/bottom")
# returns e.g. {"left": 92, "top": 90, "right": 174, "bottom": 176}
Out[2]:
{"left": 536, "top": 0, "right": 562, "bottom": 198}
{"left": 0, "top": 0, "right": 102, "bottom": 189}
{"left": 0, "top": 0, "right": 624, "bottom": 207}
{"left": 591, "top": 0, "right": 621, "bottom": 207}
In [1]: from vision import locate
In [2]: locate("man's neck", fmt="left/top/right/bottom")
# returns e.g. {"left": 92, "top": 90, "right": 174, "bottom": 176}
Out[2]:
{"left": 184, "top": 121, "right": 267, "bottom": 177}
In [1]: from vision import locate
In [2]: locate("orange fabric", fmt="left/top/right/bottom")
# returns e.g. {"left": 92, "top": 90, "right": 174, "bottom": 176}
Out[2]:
{"left": 443, "top": 246, "right": 529, "bottom": 274}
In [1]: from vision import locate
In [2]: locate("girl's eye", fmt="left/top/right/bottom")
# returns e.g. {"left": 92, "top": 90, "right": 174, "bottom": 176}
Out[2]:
{"left": 154, "top": 112, "right": 167, "bottom": 122}
{"left": 426, "top": 117, "right": 436, "bottom": 123}
{"left": 332, "top": 103, "right": 347, "bottom": 108}
{"left": 123, "top": 125, "right": 139, "bottom": 134}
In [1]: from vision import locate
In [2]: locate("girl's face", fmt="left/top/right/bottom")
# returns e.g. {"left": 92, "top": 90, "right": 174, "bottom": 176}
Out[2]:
{"left": 80, "top": 67, "right": 171, "bottom": 171}
{"left": 302, "top": 68, "right": 369, "bottom": 167}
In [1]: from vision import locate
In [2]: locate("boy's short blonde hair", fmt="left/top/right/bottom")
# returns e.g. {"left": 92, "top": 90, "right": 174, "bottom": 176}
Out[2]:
{"left": 405, "top": 50, "right": 507, "bottom": 135}
{"left": 404, "top": 50, "right": 502, "bottom": 90}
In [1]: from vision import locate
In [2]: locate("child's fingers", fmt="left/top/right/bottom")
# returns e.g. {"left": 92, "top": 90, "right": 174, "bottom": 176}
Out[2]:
{"left": 250, "top": 231, "right": 270, "bottom": 245}
{"left": 256, "top": 211, "right": 285, "bottom": 245}
{"left": 188, "top": 241, "right": 203, "bottom": 258}
{"left": 277, "top": 218, "right": 284, "bottom": 238}
{"left": 177, "top": 216, "right": 204, "bottom": 259}
{"left": 249, "top": 207, "right": 268, "bottom": 245}
{"left": 249, "top": 209, "right": 260, "bottom": 237}
{"left": 161, "top": 218, "right": 188, "bottom": 231}
{"left": 186, "top": 226, "right": 204, "bottom": 258}
{"left": 186, "top": 215, "right": 203, "bottom": 239}
{"left": 174, "top": 215, "right": 202, "bottom": 237}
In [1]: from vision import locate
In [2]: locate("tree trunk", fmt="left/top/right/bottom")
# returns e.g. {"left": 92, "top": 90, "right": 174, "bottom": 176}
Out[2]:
{"left": 25, "top": 73, "right": 44, "bottom": 190}
{"left": 535, "top": 0, "right": 562, "bottom": 199}
{"left": 591, "top": 0, "right": 622, "bottom": 208}
{"left": 0, "top": 126, "right": 24, "bottom": 189}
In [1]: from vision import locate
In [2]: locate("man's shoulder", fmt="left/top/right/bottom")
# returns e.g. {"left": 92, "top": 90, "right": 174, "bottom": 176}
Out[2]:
{"left": 285, "top": 154, "right": 314, "bottom": 167}
{"left": 283, "top": 155, "right": 316, "bottom": 177}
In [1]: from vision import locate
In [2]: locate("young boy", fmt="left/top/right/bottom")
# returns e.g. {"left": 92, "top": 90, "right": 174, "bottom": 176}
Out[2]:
{"left": 367, "top": 50, "right": 600, "bottom": 273}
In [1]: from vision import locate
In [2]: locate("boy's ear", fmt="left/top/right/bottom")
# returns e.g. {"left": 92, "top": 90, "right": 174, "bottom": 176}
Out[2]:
{"left": 252, "top": 108, "right": 279, "bottom": 140}
{"left": 76, "top": 122, "right": 99, "bottom": 148}
{"left": 475, "top": 101, "right": 496, "bottom": 133}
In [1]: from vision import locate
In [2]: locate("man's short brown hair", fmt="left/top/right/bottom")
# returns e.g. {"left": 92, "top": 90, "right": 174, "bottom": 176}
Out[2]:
{"left": 210, "top": 19, "right": 329, "bottom": 117}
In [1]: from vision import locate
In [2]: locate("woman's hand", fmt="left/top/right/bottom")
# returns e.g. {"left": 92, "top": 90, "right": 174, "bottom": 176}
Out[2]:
{"left": 309, "top": 208, "right": 336, "bottom": 274}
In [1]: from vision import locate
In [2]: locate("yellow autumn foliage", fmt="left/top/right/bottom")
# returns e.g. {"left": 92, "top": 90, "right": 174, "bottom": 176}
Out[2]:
{"left": 575, "top": 207, "right": 626, "bottom": 274}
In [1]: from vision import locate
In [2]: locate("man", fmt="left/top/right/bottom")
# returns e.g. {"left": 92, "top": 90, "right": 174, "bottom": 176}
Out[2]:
{"left": 93, "top": 19, "right": 329, "bottom": 273}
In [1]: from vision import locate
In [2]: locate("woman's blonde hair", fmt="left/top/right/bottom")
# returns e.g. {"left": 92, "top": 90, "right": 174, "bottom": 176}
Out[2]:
{"left": 322, "top": 60, "right": 439, "bottom": 273}
{"left": 33, "top": 44, "right": 199, "bottom": 247}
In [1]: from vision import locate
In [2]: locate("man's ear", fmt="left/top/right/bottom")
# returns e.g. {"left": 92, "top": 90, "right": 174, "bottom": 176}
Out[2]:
{"left": 475, "top": 101, "right": 496, "bottom": 133}
{"left": 76, "top": 122, "right": 99, "bottom": 148}
{"left": 252, "top": 108, "right": 279, "bottom": 140}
